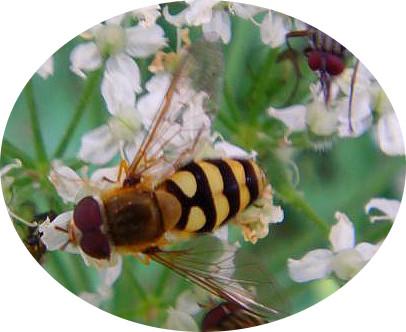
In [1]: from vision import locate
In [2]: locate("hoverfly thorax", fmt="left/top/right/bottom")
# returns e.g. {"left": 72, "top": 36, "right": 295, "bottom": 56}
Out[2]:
{"left": 101, "top": 187, "right": 165, "bottom": 250}
{"left": 73, "top": 196, "right": 111, "bottom": 260}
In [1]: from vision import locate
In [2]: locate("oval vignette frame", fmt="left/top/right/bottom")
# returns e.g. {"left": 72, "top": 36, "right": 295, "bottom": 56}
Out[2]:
{"left": 0, "top": 1, "right": 401, "bottom": 328}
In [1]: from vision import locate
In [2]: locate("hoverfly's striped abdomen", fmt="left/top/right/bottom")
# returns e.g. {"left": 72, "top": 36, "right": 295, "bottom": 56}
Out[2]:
{"left": 159, "top": 158, "right": 267, "bottom": 233}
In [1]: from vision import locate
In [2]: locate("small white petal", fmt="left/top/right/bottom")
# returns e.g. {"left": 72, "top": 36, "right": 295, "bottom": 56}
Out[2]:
{"left": 202, "top": 10, "right": 231, "bottom": 44}
{"left": 331, "top": 249, "right": 365, "bottom": 280}
{"left": 105, "top": 13, "right": 126, "bottom": 26}
{"left": 214, "top": 141, "right": 250, "bottom": 158}
{"left": 101, "top": 70, "right": 137, "bottom": 116}
{"left": 132, "top": 5, "right": 161, "bottom": 27}
{"left": 185, "top": 0, "right": 220, "bottom": 25}
{"left": 108, "top": 109, "right": 142, "bottom": 142}
{"left": 0, "top": 159, "right": 22, "bottom": 177}
{"left": 376, "top": 111, "right": 405, "bottom": 156}
{"left": 288, "top": 249, "right": 334, "bottom": 282}
{"left": 80, "top": 291, "right": 107, "bottom": 307}
{"left": 213, "top": 225, "right": 229, "bottom": 241}
{"left": 37, "top": 56, "right": 54, "bottom": 79}
{"left": 355, "top": 242, "right": 380, "bottom": 261}
{"left": 49, "top": 163, "right": 82, "bottom": 203}
{"left": 162, "top": 5, "right": 187, "bottom": 27}
{"left": 365, "top": 198, "right": 400, "bottom": 223}
{"left": 90, "top": 166, "right": 120, "bottom": 183}
{"left": 78, "top": 125, "right": 120, "bottom": 165}
{"left": 306, "top": 101, "right": 337, "bottom": 136}
{"left": 269, "top": 205, "right": 284, "bottom": 224}
{"left": 99, "top": 256, "right": 123, "bottom": 287}
{"left": 39, "top": 212, "right": 72, "bottom": 250}
{"left": 165, "top": 308, "right": 199, "bottom": 332}
{"left": 105, "top": 54, "right": 142, "bottom": 94}
{"left": 125, "top": 24, "right": 167, "bottom": 58}
{"left": 337, "top": 92, "right": 373, "bottom": 138}
{"left": 260, "top": 11, "right": 288, "bottom": 48}
{"left": 330, "top": 212, "right": 355, "bottom": 252}
{"left": 175, "top": 290, "right": 200, "bottom": 315}
{"left": 231, "top": 3, "right": 265, "bottom": 19}
{"left": 336, "top": 64, "right": 374, "bottom": 96}
{"left": 69, "top": 42, "right": 102, "bottom": 78}
{"left": 268, "top": 105, "right": 307, "bottom": 132}
{"left": 136, "top": 73, "right": 172, "bottom": 128}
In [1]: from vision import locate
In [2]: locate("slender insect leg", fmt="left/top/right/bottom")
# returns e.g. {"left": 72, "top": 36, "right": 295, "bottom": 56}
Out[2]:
{"left": 285, "top": 30, "right": 313, "bottom": 51}
{"left": 117, "top": 159, "right": 129, "bottom": 182}
{"left": 280, "top": 30, "right": 314, "bottom": 105}
{"left": 348, "top": 59, "right": 360, "bottom": 133}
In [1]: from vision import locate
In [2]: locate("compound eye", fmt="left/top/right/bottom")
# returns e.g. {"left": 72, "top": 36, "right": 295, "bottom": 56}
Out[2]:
{"left": 80, "top": 232, "right": 111, "bottom": 259}
{"left": 326, "top": 54, "right": 345, "bottom": 76}
{"left": 307, "top": 51, "right": 322, "bottom": 71}
{"left": 73, "top": 196, "right": 103, "bottom": 233}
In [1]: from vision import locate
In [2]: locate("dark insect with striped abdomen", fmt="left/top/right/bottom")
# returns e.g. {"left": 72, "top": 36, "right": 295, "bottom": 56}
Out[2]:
{"left": 46, "top": 41, "right": 283, "bottom": 321}
{"left": 284, "top": 24, "right": 360, "bottom": 132}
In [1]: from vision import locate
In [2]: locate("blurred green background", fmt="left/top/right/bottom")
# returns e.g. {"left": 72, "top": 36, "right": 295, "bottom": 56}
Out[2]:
{"left": 1, "top": 2, "right": 405, "bottom": 329}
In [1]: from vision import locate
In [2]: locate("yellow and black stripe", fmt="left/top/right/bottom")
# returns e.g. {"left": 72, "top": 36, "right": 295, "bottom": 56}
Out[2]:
{"left": 162, "top": 158, "right": 266, "bottom": 233}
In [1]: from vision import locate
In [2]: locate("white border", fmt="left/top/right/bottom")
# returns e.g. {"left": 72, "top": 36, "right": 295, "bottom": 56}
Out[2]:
{"left": 0, "top": 1, "right": 404, "bottom": 332}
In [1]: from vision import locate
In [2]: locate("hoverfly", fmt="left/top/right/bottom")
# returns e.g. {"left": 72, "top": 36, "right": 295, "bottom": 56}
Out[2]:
{"left": 284, "top": 24, "right": 360, "bottom": 132}
{"left": 44, "top": 41, "right": 283, "bottom": 322}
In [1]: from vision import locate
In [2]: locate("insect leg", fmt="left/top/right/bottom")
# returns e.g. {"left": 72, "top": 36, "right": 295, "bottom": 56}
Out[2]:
{"left": 348, "top": 59, "right": 360, "bottom": 133}
{"left": 116, "top": 159, "right": 129, "bottom": 182}
{"left": 285, "top": 30, "right": 313, "bottom": 51}
{"left": 280, "top": 30, "right": 314, "bottom": 105}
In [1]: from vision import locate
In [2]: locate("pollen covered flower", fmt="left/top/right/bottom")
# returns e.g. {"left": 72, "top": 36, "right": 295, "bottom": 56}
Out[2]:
{"left": 234, "top": 185, "right": 284, "bottom": 244}
{"left": 288, "top": 212, "right": 380, "bottom": 282}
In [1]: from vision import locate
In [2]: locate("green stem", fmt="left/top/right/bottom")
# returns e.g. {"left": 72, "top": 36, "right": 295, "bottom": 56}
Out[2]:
{"left": 262, "top": 152, "right": 330, "bottom": 235}
{"left": 217, "top": 111, "right": 237, "bottom": 133}
{"left": 53, "top": 69, "right": 102, "bottom": 159}
{"left": 126, "top": 262, "right": 148, "bottom": 301}
{"left": 25, "top": 81, "right": 48, "bottom": 163}
{"left": 278, "top": 186, "right": 330, "bottom": 235}
{"left": 223, "top": 81, "right": 241, "bottom": 122}
{"left": 1, "top": 139, "right": 35, "bottom": 169}
{"left": 154, "top": 268, "right": 170, "bottom": 297}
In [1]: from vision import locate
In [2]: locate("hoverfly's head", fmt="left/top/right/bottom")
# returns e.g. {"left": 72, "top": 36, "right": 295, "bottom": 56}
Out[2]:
{"left": 72, "top": 196, "right": 111, "bottom": 260}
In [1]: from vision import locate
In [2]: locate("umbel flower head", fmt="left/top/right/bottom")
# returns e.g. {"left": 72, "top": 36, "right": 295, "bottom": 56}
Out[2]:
{"left": 70, "top": 11, "right": 167, "bottom": 97}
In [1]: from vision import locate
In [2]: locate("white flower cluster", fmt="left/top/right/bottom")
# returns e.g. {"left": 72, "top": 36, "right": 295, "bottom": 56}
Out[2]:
{"left": 288, "top": 198, "right": 400, "bottom": 282}
{"left": 163, "top": 1, "right": 289, "bottom": 46}
{"left": 269, "top": 64, "right": 404, "bottom": 156}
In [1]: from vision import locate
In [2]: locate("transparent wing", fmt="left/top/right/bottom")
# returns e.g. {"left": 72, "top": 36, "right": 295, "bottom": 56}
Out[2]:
{"left": 125, "top": 41, "right": 224, "bottom": 185}
{"left": 145, "top": 235, "right": 287, "bottom": 320}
